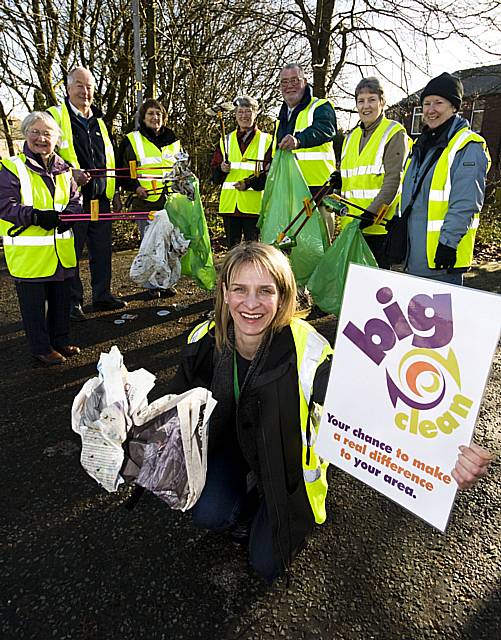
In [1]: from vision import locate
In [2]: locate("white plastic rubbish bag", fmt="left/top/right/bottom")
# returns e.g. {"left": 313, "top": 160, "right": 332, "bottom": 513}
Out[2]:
{"left": 71, "top": 346, "right": 156, "bottom": 492}
{"left": 72, "top": 347, "right": 217, "bottom": 511}
{"left": 122, "top": 388, "right": 217, "bottom": 511}
{"left": 129, "top": 209, "right": 190, "bottom": 290}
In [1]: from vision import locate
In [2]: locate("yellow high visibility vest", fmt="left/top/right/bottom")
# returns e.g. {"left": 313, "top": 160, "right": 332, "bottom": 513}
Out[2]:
{"left": 187, "top": 316, "right": 333, "bottom": 524}
{"left": 127, "top": 131, "right": 181, "bottom": 202}
{"left": 47, "top": 102, "right": 116, "bottom": 200}
{"left": 340, "top": 117, "right": 409, "bottom": 235}
{"left": 0, "top": 155, "right": 76, "bottom": 278}
{"left": 404, "top": 126, "right": 490, "bottom": 268}
{"left": 274, "top": 97, "right": 336, "bottom": 186}
{"left": 219, "top": 129, "right": 272, "bottom": 215}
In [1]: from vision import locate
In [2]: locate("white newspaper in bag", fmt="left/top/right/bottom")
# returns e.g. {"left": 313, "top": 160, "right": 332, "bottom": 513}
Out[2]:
{"left": 71, "top": 346, "right": 156, "bottom": 492}
{"left": 129, "top": 388, "right": 217, "bottom": 510}
{"left": 72, "top": 346, "right": 216, "bottom": 510}
{"left": 129, "top": 209, "right": 190, "bottom": 289}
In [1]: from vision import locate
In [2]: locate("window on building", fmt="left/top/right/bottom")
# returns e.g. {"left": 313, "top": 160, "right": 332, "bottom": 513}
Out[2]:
{"left": 411, "top": 106, "right": 423, "bottom": 135}
{"left": 470, "top": 100, "right": 485, "bottom": 133}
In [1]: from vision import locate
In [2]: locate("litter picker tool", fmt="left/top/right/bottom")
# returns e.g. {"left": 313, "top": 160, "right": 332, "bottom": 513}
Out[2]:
{"left": 274, "top": 172, "right": 338, "bottom": 249}
{"left": 60, "top": 198, "right": 157, "bottom": 222}
{"left": 59, "top": 212, "right": 155, "bottom": 222}
{"left": 204, "top": 101, "right": 234, "bottom": 162}
{"left": 323, "top": 192, "right": 389, "bottom": 226}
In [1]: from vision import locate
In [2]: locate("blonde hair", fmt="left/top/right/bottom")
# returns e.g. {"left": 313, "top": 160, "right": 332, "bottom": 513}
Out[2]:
{"left": 214, "top": 242, "right": 297, "bottom": 351}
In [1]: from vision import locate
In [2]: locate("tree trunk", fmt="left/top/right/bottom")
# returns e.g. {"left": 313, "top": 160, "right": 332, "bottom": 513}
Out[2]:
{"left": 0, "top": 99, "right": 15, "bottom": 157}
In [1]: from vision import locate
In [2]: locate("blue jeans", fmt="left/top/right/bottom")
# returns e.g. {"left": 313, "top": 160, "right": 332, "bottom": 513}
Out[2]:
{"left": 191, "top": 448, "right": 282, "bottom": 583}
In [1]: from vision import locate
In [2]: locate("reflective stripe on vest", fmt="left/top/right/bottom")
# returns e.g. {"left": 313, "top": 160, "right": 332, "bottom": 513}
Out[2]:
{"left": 0, "top": 155, "right": 76, "bottom": 278}
{"left": 422, "top": 127, "right": 490, "bottom": 268}
{"left": 340, "top": 118, "right": 409, "bottom": 235}
{"left": 219, "top": 129, "right": 272, "bottom": 215}
{"left": 273, "top": 97, "right": 336, "bottom": 187}
{"left": 48, "top": 102, "right": 116, "bottom": 200}
{"left": 187, "top": 319, "right": 214, "bottom": 343}
{"left": 289, "top": 317, "right": 332, "bottom": 525}
{"left": 187, "top": 316, "right": 333, "bottom": 525}
{"left": 127, "top": 131, "right": 181, "bottom": 202}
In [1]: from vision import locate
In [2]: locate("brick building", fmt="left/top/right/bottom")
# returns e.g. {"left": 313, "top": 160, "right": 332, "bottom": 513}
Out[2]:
{"left": 388, "top": 64, "right": 501, "bottom": 188}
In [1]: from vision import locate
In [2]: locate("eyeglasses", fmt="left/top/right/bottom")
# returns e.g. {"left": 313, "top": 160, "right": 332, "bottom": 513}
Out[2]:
{"left": 27, "top": 129, "right": 56, "bottom": 139}
{"left": 280, "top": 77, "right": 302, "bottom": 87}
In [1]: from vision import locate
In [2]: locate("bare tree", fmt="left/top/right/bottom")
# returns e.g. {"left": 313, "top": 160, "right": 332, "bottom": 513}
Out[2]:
{"left": 0, "top": 0, "right": 133, "bottom": 128}
{"left": 225, "top": 0, "right": 501, "bottom": 98}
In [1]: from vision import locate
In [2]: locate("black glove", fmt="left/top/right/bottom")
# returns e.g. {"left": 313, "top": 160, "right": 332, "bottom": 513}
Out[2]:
{"left": 434, "top": 242, "right": 457, "bottom": 270}
{"left": 31, "top": 209, "right": 60, "bottom": 231}
{"left": 57, "top": 221, "right": 75, "bottom": 233}
{"left": 359, "top": 213, "right": 375, "bottom": 230}
{"left": 329, "top": 170, "right": 342, "bottom": 190}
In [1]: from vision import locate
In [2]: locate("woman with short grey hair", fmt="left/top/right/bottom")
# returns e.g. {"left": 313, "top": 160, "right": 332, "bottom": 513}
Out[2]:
{"left": 339, "top": 77, "right": 410, "bottom": 268}
{"left": 20, "top": 111, "right": 63, "bottom": 142}
{"left": 210, "top": 95, "right": 272, "bottom": 248}
{"left": 0, "top": 112, "right": 82, "bottom": 365}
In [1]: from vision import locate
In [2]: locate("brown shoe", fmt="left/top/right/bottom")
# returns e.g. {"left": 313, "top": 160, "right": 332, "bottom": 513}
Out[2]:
{"left": 34, "top": 350, "right": 66, "bottom": 366}
{"left": 55, "top": 345, "right": 81, "bottom": 357}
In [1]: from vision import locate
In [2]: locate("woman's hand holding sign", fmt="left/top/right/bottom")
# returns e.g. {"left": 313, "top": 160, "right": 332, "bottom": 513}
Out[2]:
{"left": 453, "top": 443, "right": 492, "bottom": 490}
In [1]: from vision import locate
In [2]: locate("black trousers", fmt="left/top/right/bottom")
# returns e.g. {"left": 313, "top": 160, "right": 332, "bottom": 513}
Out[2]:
{"left": 71, "top": 196, "right": 112, "bottom": 306}
{"left": 364, "top": 234, "right": 392, "bottom": 270}
{"left": 223, "top": 215, "right": 259, "bottom": 248}
{"left": 15, "top": 279, "right": 71, "bottom": 355}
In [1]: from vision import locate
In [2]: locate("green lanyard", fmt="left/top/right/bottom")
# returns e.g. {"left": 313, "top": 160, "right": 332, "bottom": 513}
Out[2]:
{"left": 233, "top": 350, "right": 240, "bottom": 402}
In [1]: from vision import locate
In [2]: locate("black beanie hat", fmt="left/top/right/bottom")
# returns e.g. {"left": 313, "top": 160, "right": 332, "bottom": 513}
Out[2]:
{"left": 420, "top": 72, "right": 463, "bottom": 110}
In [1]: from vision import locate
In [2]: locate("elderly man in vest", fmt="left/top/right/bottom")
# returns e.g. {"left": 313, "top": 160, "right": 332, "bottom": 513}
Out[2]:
{"left": 210, "top": 96, "right": 272, "bottom": 248}
{"left": 47, "top": 67, "right": 126, "bottom": 321}
{"left": 242, "top": 63, "right": 338, "bottom": 243}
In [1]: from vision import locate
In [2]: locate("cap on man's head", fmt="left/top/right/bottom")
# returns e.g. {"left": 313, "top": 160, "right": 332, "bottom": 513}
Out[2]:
{"left": 420, "top": 72, "right": 463, "bottom": 110}
{"left": 233, "top": 95, "right": 259, "bottom": 111}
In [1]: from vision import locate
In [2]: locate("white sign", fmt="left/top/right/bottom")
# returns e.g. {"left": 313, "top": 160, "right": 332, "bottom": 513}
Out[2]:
{"left": 315, "top": 264, "right": 501, "bottom": 531}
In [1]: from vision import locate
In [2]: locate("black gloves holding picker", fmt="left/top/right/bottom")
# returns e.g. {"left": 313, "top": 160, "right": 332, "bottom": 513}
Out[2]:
{"left": 32, "top": 209, "right": 74, "bottom": 232}
{"left": 326, "top": 170, "right": 376, "bottom": 230}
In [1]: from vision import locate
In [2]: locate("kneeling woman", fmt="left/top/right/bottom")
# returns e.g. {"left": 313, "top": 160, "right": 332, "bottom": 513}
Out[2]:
{"left": 168, "top": 242, "right": 332, "bottom": 581}
{"left": 169, "top": 242, "right": 492, "bottom": 582}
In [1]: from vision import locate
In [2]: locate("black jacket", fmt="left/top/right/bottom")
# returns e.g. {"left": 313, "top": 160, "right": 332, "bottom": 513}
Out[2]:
{"left": 63, "top": 98, "right": 114, "bottom": 202}
{"left": 168, "top": 323, "right": 331, "bottom": 570}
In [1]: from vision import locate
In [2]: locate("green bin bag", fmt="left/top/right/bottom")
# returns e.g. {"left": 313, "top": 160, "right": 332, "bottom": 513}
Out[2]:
{"left": 165, "top": 180, "right": 216, "bottom": 291}
{"left": 307, "top": 220, "right": 378, "bottom": 316}
{"left": 258, "top": 149, "right": 327, "bottom": 285}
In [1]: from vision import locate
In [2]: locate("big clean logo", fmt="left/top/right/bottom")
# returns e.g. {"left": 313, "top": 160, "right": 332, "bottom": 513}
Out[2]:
{"left": 342, "top": 286, "right": 473, "bottom": 439}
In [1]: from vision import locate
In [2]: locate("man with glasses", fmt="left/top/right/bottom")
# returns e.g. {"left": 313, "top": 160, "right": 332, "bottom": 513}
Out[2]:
{"left": 243, "top": 63, "right": 338, "bottom": 243}
{"left": 47, "top": 67, "right": 126, "bottom": 321}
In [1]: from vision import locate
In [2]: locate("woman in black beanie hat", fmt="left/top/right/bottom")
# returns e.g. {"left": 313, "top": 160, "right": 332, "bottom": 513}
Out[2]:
{"left": 399, "top": 72, "right": 490, "bottom": 284}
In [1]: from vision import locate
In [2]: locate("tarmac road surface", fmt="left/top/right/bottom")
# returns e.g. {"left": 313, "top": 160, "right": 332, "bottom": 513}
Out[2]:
{"left": 1, "top": 250, "right": 499, "bottom": 639}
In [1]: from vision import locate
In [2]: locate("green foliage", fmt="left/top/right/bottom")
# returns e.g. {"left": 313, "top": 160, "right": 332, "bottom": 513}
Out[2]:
{"left": 476, "top": 201, "right": 501, "bottom": 253}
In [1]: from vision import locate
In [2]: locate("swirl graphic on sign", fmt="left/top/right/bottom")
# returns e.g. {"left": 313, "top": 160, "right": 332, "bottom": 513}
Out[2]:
{"left": 386, "top": 348, "right": 461, "bottom": 410}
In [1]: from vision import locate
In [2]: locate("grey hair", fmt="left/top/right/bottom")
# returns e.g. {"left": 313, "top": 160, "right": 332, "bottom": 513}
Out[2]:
{"left": 281, "top": 63, "right": 305, "bottom": 78}
{"left": 355, "top": 77, "right": 385, "bottom": 101}
{"left": 67, "top": 66, "right": 95, "bottom": 88}
{"left": 21, "top": 111, "right": 62, "bottom": 144}
{"left": 233, "top": 95, "right": 259, "bottom": 111}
